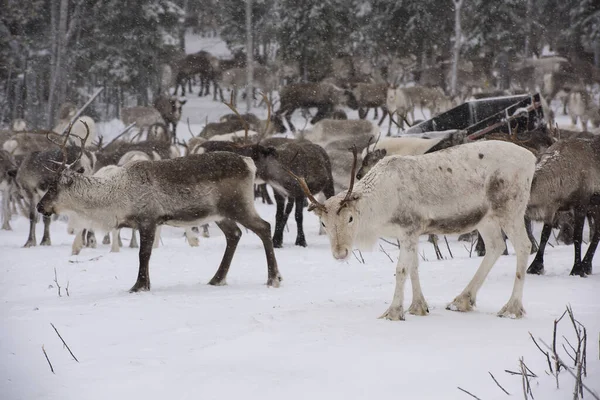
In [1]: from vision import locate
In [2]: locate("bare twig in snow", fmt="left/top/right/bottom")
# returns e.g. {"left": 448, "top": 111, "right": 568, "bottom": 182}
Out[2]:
{"left": 379, "top": 244, "right": 394, "bottom": 262}
{"left": 489, "top": 371, "right": 511, "bottom": 395}
{"left": 42, "top": 345, "right": 55, "bottom": 374}
{"left": 68, "top": 255, "right": 104, "bottom": 263}
{"left": 444, "top": 235, "right": 454, "bottom": 258}
{"left": 352, "top": 249, "right": 365, "bottom": 264}
{"left": 529, "top": 331, "right": 553, "bottom": 373}
{"left": 379, "top": 238, "right": 400, "bottom": 247}
{"left": 50, "top": 323, "right": 79, "bottom": 363}
{"left": 53, "top": 268, "right": 61, "bottom": 297}
{"left": 538, "top": 338, "right": 599, "bottom": 400}
{"left": 65, "top": 281, "right": 70, "bottom": 297}
{"left": 457, "top": 387, "right": 482, "bottom": 400}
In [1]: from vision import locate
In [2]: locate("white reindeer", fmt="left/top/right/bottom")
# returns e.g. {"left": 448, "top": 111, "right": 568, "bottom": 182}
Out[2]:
{"left": 292, "top": 140, "right": 536, "bottom": 321}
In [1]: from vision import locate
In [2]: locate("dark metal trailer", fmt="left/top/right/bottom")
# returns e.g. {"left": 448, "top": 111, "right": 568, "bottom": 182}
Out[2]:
{"left": 405, "top": 93, "right": 546, "bottom": 140}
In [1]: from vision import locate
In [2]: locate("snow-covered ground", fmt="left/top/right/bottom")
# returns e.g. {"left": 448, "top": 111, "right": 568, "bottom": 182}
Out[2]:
{"left": 4, "top": 76, "right": 600, "bottom": 399}
{"left": 1, "top": 195, "right": 599, "bottom": 400}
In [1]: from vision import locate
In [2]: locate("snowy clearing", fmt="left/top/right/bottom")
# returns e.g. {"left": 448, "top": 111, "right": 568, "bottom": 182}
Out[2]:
{"left": 1, "top": 196, "right": 599, "bottom": 400}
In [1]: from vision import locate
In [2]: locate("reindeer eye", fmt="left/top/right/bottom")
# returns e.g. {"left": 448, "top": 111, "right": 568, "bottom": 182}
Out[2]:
{"left": 348, "top": 216, "right": 353, "bottom": 223}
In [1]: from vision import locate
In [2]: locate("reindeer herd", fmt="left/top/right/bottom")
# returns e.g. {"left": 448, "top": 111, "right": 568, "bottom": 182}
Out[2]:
{"left": 1, "top": 49, "right": 599, "bottom": 322}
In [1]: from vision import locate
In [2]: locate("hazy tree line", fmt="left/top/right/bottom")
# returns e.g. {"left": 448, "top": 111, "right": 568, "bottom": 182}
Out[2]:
{"left": 1, "top": 0, "right": 599, "bottom": 127}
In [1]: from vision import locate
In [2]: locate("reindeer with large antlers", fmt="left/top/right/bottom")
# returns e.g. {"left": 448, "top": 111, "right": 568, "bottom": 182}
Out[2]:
{"left": 14, "top": 122, "right": 95, "bottom": 247}
{"left": 289, "top": 140, "right": 536, "bottom": 321}
{"left": 36, "top": 119, "right": 282, "bottom": 291}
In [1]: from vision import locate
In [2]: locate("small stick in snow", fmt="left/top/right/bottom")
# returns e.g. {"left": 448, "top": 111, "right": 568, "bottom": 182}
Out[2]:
{"left": 65, "top": 281, "right": 70, "bottom": 297}
{"left": 53, "top": 268, "right": 61, "bottom": 297}
{"left": 529, "top": 332, "right": 553, "bottom": 373}
{"left": 457, "top": 387, "right": 483, "bottom": 400}
{"left": 379, "top": 238, "right": 400, "bottom": 248}
{"left": 444, "top": 235, "right": 454, "bottom": 258}
{"left": 68, "top": 255, "right": 104, "bottom": 263}
{"left": 42, "top": 345, "right": 55, "bottom": 374}
{"left": 50, "top": 323, "right": 79, "bottom": 363}
{"left": 352, "top": 249, "right": 365, "bottom": 264}
{"left": 379, "top": 244, "right": 394, "bottom": 262}
{"left": 505, "top": 369, "right": 536, "bottom": 378}
{"left": 519, "top": 357, "right": 534, "bottom": 399}
{"left": 489, "top": 371, "right": 511, "bottom": 396}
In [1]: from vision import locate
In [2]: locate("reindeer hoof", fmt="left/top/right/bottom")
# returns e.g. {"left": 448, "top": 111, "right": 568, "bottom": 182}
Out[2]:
{"left": 498, "top": 300, "right": 525, "bottom": 319}
{"left": 267, "top": 274, "right": 282, "bottom": 288}
{"left": 527, "top": 260, "right": 545, "bottom": 275}
{"left": 295, "top": 239, "right": 307, "bottom": 247}
{"left": 569, "top": 262, "right": 588, "bottom": 277}
{"left": 379, "top": 305, "right": 405, "bottom": 321}
{"left": 447, "top": 294, "right": 475, "bottom": 312}
{"left": 23, "top": 240, "right": 36, "bottom": 248}
{"left": 208, "top": 278, "right": 227, "bottom": 286}
{"left": 129, "top": 281, "right": 150, "bottom": 292}
{"left": 40, "top": 238, "right": 51, "bottom": 246}
{"left": 408, "top": 299, "right": 429, "bottom": 316}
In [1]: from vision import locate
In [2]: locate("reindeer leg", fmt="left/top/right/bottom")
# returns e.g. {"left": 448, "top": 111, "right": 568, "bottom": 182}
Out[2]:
{"left": 202, "top": 224, "right": 210, "bottom": 238}
{"left": 87, "top": 230, "right": 97, "bottom": 248}
{"left": 237, "top": 213, "right": 282, "bottom": 288}
{"left": 102, "top": 232, "right": 111, "bottom": 245}
{"left": 527, "top": 223, "right": 552, "bottom": 274}
{"left": 24, "top": 194, "right": 37, "bottom": 247}
{"left": 380, "top": 234, "right": 418, "bottom": 321}
{"left": 569, "top": 207, "right": 587, "bottom": 276}
{"left": 110, "top": 229, "right": 120, "bottom": 253}
{"left": 130, "top": 229, "right": 139, "bottom": 248}
{"left": 1, "top": 190, "right": 12, "bottom": 230}
{"left": 40, "top": 214, "right": 52, "bottom": 246}
{"left": 130, "top": 223, "right": 156, "bottom": 292}
{"left": 71, "top": 229, "right": 85, "bottom": 255}
{"left": 580, "top": 207, "right": 600, "bottom": 275}
{"left": 448, "top": 219, "right": 505, "bottom": 313}
{"left": 152, "top": 225, "right": 162, "bottom": 249}
{"left": 498, "top": 215, "right": 530, "bottom": 318}
{"left": 184, "top": 227, "right": 199, "bottom": 247}
{"left": 294, "top": 196, "right": 307, "bottom": 247}
{"left": 524, "top": 217, "right": 538, "bottom": 254}
{"left": 272, "top": 192, "right": 288, "bottom": 248}
{"left": 208, "top": 219, "right": 242, "bottom": 286}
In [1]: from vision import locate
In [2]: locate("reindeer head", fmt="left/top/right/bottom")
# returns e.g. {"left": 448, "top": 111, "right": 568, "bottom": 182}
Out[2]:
{"left": 36, "top": 122, "right": 91, "bottom": 217}
{"left": 356, "top": 148, "right": 386, "bottom": 180}
{"left": 286, "top": 146, "right": 361, "bottom": 260}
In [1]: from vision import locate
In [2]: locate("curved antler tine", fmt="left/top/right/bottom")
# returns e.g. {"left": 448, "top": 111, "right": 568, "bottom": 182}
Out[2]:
{"left": 283, "top": 166, "right": 327, "bottom": 213}
{"left": 45, "top": 121, "right": 74, "bottom": 172}
{"left": 337, "top": 145, "right": 358, "bottom": 213}
{"left": 222, "top": 92, "right": 249, "bottom": 144}
{"left": 66, "top": 120, "right": 90, "bottom": 169}
{"left": 344, "top": 145, "right": 358, "bottom": 200}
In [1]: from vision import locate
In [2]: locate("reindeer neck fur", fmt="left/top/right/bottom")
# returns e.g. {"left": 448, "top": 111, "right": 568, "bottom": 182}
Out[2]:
{"left": 58, "top": 172, "right": 133, "bottom": 230}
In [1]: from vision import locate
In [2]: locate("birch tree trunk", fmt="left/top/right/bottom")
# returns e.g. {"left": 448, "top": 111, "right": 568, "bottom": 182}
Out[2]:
{"left": 46, "top": 0, "right": 69, "bottom": 128}
{"left": 450, "top": 0, "right": 463, "bottom": 97}
{"left": 245, "top": 0, "right": 253, "bottom": 113}
{"left": 523, "top": 0, "right": 534, "bottom": 59}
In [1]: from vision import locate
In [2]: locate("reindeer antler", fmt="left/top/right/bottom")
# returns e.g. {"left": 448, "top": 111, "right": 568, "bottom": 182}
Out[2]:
{"left": 338, "top": 145, "right": 358, "bottom": 214}
{"left": 69, "top": 120, "right": 91, "bottom": 167}
{"left": 222, "top": 91, "right": 250, "bottom": 143}
{"left": 283, "top": 166, "right": 327, "bottom": 213}
{"left": 46, "top": 122, "right": 73, "bottom": 172}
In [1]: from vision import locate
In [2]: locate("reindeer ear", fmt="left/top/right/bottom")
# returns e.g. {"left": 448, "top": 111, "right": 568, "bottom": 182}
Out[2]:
{"left": 374, "top": 149, "right": 386, "bottom": 158}
{"left": 59, "top": 173, "right": 74, "bottom": 187}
